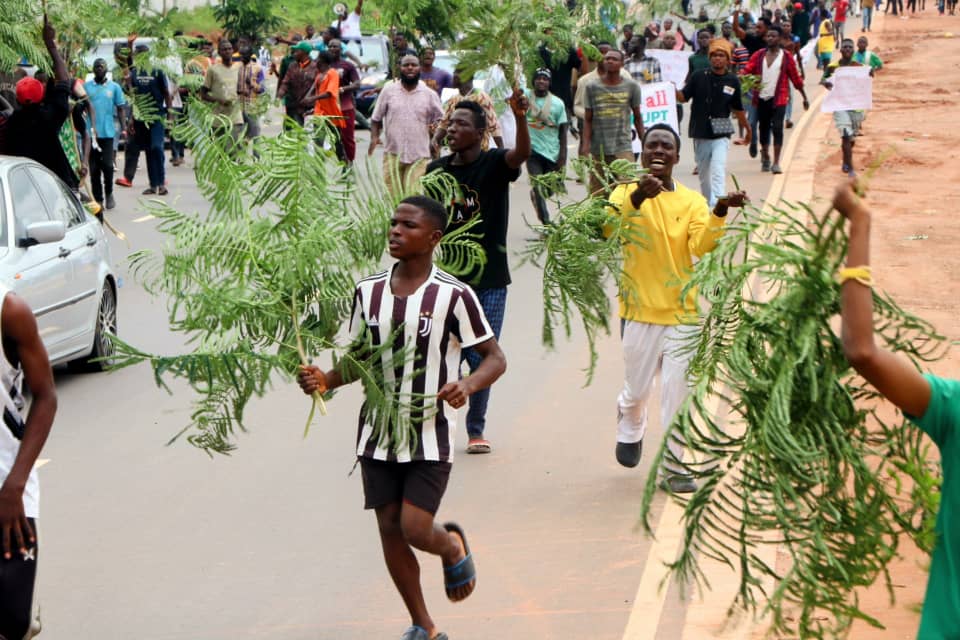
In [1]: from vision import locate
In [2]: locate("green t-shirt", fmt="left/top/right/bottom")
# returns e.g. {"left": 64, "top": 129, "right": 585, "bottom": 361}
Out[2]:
{"left": 524, "top": 89, "right": 568, "bottom": 163}
{"left": 585, "top": 79, "right": 641, "bottom": 156}
{"left": 908, "top": 374, "right": 960, "bottom": 638}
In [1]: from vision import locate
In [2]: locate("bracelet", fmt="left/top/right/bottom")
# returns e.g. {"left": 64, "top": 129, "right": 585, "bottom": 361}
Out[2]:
{"left": 838, "top": 265, "right": 873, "bottom": 287}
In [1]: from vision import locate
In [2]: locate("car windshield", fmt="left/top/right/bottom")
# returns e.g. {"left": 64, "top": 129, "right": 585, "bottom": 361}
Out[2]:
{"left": 343, "top": 37, "right": 387, "bottom": 72}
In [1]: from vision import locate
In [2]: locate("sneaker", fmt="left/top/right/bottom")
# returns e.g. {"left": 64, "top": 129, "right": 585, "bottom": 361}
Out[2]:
{"left": 761, "top": 157, "right": 771, "bottom": 172}
{"left": 105, "top": 194, "right": 116, "bottom": 210}
{"left": 749, "top": 141, "right": 757, "bottom": 158}
{"left": 115, "top": 177, "right": 133, "bottom": 188}
{"left": 771, "top": 163, "right": 783, "bottom": 174}
{"left": 659, "top": 474, "right": 698, "bottom": 494}
{"left": 615, "top": 441, "right": 642, "bottom": 468}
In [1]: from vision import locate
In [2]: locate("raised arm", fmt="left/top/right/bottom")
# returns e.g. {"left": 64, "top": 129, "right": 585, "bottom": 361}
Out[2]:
{"left": 834, "top": 180, "right": 931, "bottom": 418}
{"left": 43, "top": 15, "right": 69, "bottom": 84}
{"left": 504, "top": 88, "right": 530, "bottom": 169}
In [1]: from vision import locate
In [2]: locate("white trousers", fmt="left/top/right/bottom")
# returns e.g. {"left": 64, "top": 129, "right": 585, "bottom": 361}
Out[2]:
{"left": 617, "top": 320, "right": 696, "bottom": 474}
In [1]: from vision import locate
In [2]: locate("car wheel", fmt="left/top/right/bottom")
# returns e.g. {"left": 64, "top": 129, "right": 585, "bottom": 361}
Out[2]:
{"left": 81, "top": 282, "right": 117, "bottom": 371}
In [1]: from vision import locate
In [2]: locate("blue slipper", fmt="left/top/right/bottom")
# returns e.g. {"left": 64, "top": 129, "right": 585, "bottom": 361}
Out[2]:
{"left": 442, "top": 522, "right": 476, "bottom": 601}
{"left": 400, "top": 626, "right": 448, "bottom": 640}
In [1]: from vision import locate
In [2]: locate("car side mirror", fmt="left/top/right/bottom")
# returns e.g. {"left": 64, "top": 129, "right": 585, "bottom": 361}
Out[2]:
{"left": 18, "top": 220, "right": 67, "bottom": 248}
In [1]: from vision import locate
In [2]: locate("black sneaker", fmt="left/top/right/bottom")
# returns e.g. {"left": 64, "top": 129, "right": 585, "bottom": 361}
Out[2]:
{"left": 615, "top": 441, "right": 642, "bottom": 468}
{"left": 749, "top": 141, "right": 757, "bottom": 158}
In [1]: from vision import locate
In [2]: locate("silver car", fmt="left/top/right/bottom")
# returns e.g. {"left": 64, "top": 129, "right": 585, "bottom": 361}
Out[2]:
{"left": 0, "top": 157, "right": 118, "bottom": 370}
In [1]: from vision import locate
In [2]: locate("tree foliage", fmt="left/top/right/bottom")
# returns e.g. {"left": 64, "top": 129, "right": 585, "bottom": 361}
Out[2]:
{"left": 212, "top": 0, "right": 283, "bottom": 43}
{"left": 637, "top": 200, "right": 945, "bottom": 637}
{"left": 111, "top": 103, "right": 484, "bottom": 454}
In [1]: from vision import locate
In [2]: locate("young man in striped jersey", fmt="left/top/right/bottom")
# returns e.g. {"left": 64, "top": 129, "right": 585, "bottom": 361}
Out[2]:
{"left": 0, "top": 287, "right": 57, "bottom": 639}
{"left": 298, "top": 196, "right": 506, "bottom": 640}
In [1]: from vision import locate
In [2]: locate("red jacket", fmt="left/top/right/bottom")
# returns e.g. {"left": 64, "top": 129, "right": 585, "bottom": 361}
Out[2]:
{"left": 743, "top": 48, "right": 805, "bottom": 108}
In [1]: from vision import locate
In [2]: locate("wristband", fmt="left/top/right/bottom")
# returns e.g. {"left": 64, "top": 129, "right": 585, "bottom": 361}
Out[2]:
{"left": 838, "top": 265, "right": 873, "bottom": 287}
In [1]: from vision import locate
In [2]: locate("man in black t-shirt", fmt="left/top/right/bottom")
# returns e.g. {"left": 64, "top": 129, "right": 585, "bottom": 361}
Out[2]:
{"left": 425, "top": 94, "right": 530, "bottom": 454}
{"left": 677, "top": 39, "right": 751, "bottom": 207}
{"left": 733, "top": 9, "right": 770, "bottom": 55}
{"left": 127, "top": 42, "right": 173, "bottom": 196}
{"left": 6, "top": 18, "right": 76, "bottom": 189}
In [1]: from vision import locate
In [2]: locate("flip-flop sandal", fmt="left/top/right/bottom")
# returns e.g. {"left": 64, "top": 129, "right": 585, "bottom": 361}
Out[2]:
{"left": 442, "top": 522, "right": 476, "bottom": 602}
{"left": 399, "top": 626, "right": 449, "bottom": 640}
{"left": 465, "top": 439, "right": 491, "bottom": 454}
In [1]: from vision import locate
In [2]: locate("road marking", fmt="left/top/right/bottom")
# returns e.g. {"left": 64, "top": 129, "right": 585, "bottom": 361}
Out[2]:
{"left": 621, "top": 89, "right": 827, "bottom": 640}
{"left": 133, "top": 214, "right": 155, "bottom": 223}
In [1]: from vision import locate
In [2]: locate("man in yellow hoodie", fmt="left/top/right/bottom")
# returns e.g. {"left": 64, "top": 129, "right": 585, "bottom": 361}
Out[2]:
{"left": 607, "top": 123, "right": 747, "bottom": 493}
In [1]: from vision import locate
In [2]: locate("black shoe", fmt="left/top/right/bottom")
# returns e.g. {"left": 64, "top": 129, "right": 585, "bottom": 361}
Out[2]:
{"left": 616, "top": 440, "right": 642, "bottom": 468}
{"left": 105, "top": 194, "right": 116, "bottom": 210}
{"left": 749, "top": 141, "right": 757, "bottom": 158}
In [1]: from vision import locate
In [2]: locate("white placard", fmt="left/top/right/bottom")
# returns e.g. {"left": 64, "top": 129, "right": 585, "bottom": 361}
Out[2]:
{"left": 821, "top": 66, "right": 873, "bottom": 112}
{"left": 633, "top": 82, "right": 680, "bottom": 154}
{"left": 645, "top": 49, "right": 693, "bottom": 88}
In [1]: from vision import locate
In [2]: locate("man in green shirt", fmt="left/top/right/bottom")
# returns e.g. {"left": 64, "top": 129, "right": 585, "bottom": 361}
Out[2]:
{"left": 200, "top": 39, "right": 245, "bottom": 144}
{"left": 524, "top": 68, "right": 568, "bottom": 224}
{"left": 835, "top": 178, "right": 960, "bottom": 638}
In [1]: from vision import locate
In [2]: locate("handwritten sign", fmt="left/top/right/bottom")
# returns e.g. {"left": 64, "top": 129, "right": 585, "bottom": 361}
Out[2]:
{"left": 822, "top": 66, "right": 873, "bottom": 112}
{"left": 645, "top": 50, "right": 693, "bottom": 88}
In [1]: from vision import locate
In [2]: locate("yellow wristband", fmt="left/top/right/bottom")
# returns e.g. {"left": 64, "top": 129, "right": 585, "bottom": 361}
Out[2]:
{"left": 838, "top": 266, "right": 873, "bottom": 287}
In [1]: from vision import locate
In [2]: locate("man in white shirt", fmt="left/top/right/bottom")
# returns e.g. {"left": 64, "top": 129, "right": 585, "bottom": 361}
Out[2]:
{"left": 332, "top": 0, "right": 363, "bottom": 41}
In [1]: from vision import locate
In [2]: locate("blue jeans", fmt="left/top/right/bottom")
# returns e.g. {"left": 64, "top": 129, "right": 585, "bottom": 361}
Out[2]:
{"left": 141, "top": 120, "right": 166, "bottom": 188}
{"left": 693, "top": 137, "right": 729, "bottom": 207}
{"left": 862, "top": 6, "right": 873, "bottom": 27}
{"left": 464, "top": 287, "right": 507, "bottom": 438}
{"left": 745, "top": 100, "right": 759, "bottom": 149}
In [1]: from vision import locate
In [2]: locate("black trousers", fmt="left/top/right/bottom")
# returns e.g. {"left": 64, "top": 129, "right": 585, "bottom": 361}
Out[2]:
{"left": 526, "top": 151, "right": 559, "bottom": 224}
{"left": 89, "top": 138, "right": 116, "bottom": 203}
{"left": 757, "top": 98, "right": 787, "bottom": 148}
{"left": 0, "top": 518, "right": 37, "bottom": 640}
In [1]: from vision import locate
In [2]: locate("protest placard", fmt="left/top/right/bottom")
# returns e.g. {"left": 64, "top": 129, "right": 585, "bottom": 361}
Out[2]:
{"left": 633, "top": 81, "right": 680, "bottom": 153}
{"left": 821, "top": 66, "right": 873, "bottom": 112}
{"left": 645, "top": 49, "right": 692, "bottom": 88}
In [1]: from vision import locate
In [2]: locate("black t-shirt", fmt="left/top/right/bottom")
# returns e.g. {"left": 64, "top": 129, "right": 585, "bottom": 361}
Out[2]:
{"left": 540, "top": 45, "right": 581, "bottom": 109}
{"left": 131, "top": 66, "right": 168, "bottom": 117}
{"left": 7, "top": 81, "right": 77, "bottom": 188}
{"left": 682, "top": 69, "right": 744, "bottom": 139}
{"left": 426, "top": 149, "right": 521, "bottom": 289}
{"left": 741, "top": 33, "right": 766, "bottom": 55}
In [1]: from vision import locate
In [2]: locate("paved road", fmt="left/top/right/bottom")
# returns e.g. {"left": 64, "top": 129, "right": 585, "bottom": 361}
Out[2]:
{"left": 35, "top": 76, "right": 822, "bottom": 639}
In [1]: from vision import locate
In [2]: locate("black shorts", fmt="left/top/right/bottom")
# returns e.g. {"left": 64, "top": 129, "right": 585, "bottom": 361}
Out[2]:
{"left": 0, "top": 517, "right": 38, "bottom": 640}
{"left": 359, "top": 458, "right": 452, "bottom": 514}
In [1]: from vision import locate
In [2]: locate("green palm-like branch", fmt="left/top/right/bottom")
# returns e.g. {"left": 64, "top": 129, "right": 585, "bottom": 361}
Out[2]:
{"left": 113, "top": 101, "right": 485, "bottom": 454}
{"left": 637, "top": 200, "right": 946, "bottom": 638}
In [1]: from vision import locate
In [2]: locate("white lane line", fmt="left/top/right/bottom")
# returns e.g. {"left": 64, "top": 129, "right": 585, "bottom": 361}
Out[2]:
{"left": 133, "top": 214, "right": 155, "bottom": 223}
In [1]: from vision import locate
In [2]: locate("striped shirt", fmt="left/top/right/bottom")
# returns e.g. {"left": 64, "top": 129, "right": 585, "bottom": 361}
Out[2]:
{"left": 349, "top": 265, "right": 493, "bottom": 463}
{"left": 0, "top": 286, "right": 39, "bottom": 517}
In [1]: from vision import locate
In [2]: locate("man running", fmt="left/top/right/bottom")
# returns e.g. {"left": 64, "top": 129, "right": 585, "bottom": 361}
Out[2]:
{"left": 822, "top": 38, "right": 864, "bottom": 176}
{"left": 0, "top": 286, "right": 57, "bottom": 640}
{"left": 426, "top": 93, "right": 530, "bottom": 454}
{"left": 607, "top": 124, "right": 747, "bottom": 492}
{"left": 742, "top": 25, "right": 810, "bottom": 174}
{"left": 298, "top": 196, "right": 505, "bottom": 640}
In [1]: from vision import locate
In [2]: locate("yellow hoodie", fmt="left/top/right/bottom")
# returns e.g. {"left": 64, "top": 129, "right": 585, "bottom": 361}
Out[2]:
{"left": 607, "top": 180, "right": 725, "bottom": 325}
